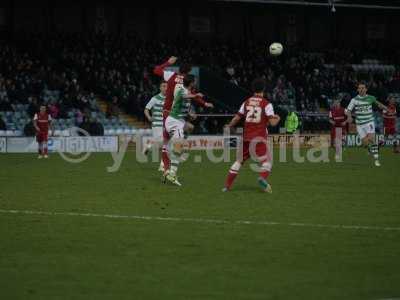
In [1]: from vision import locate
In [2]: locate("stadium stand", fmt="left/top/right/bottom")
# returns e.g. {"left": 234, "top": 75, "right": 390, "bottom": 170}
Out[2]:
{"left": 1, "top": 34, "right": 399, "bottom": 136}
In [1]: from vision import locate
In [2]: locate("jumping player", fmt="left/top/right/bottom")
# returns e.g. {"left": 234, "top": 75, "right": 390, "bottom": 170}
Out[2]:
{"left": 153, "top": 56, "right": 212, "bottom": 174}
{"left": 33, "top": 105, "right": 52, "bottom": 159}
{"left": 223, "top": 78, "right": 280, "bottom": 193}
{"left": 164, "top": 75, "right": 213, "bottom": 186}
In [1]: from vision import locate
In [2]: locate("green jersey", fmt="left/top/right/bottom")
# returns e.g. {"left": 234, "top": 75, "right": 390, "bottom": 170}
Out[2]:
{"left": 145, "top": 93, "right": 165, "bottom": 128}
{"left": 169, "top": 86, "right": 191, "bottom": 120}
{"left": 346, "top": 94, "right": 377, "bottom": 125}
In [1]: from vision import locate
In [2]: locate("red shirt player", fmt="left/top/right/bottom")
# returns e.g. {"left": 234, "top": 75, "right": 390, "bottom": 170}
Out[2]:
{"left": 153, "top": 56, "right": 213, "bottom": 173}
{"left": 383, "top": 97, "right": 399, "bottom": 152}
{"left": 223, "top": 78, "right": 280, "bottom": 193}
{"left": 329, "top": 99, "right": 348, "bottom": 147}
{"left": 383, "top": 97, "right": 397, "bottom": 136}
{"left": 33, "top": 105, "right": 52, "bottom": 159}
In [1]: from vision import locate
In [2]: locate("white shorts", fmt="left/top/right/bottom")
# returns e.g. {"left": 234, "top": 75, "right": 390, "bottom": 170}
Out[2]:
{"left": 165, "top": 116, "right": 185, "bottom": 139}
{"left": 152, "top": 127, "right": 163, "bottom": 142}
{"left": 356, "top": 122, "right": 375, "bottom": 139}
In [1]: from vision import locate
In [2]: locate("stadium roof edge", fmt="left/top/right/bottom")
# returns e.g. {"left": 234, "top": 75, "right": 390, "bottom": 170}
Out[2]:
{"left": 217, "top": 0, "right": 400, "bottom": 10}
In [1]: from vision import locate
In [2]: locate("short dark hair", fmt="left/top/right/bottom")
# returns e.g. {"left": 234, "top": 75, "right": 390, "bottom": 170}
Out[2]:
{"left": 358, "top": 81, "right": 368, "bottom": 89}
{"left": 179, "top": 63, "right": 192, "bottom": 74}
{"left": 183, "top": 74, "right": 195, "bottom": 88}
{"left": 252, "top": 78, "right": 266, "bottom": 93}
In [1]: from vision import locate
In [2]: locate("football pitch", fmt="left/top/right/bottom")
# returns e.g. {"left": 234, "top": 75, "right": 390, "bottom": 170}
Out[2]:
{"left": 0, "top": 149, "right": 399, "bottom": 300}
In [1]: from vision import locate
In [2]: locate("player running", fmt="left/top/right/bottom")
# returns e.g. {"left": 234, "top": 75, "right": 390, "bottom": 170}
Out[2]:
{"left": 382, "top": 96, "right": 399, "bottom": 153}
{"left": 153, "top": 56, "right": 212, "bottom": 175}
{"left": 345, "top": 82, "right": 388, "bottom": 167}
{"left": 33, "top": 105, "right": 52, "bottom": 159}
{"left": 329, "top": 99, "right": 348, "bottom": 158}
{"left": 164, "top": 74, "right": 213, "bottom": 186}
{"left": 223, "top": 78, "right": 280, "bottom": 193}
{"left": 143, "top": 81, "right": 167, "bottom": 171}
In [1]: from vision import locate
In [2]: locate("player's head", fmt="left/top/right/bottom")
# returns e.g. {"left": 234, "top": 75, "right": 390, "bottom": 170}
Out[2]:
{"left": 39, "top": 105, "right": 47, "bottom": 113}
{"left": 357, "top": 82, "right": 368, "bottom": 96}
{"left": 333, "top": 98, "right": 341, "bottom": 107}
{"left": 183, "top": 74, "right": 196, "bottom": 89}
{"left": 179, "top": 63, "right": 192, "bottom": 75}
{"left": 388, "top": 96, "right": 396, "bottom": 105}
{"left": 252, "top": 78, "right": 266, "bottom": 94}
{"left": 160, "top": 81, "right": 167, "bottom": 95}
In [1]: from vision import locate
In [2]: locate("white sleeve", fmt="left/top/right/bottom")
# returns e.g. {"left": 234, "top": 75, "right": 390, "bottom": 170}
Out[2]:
{"left": 346, "top": 99, "right": 355, "bottom": 112}
{"left": 48, "top": 115, "right": 52, "bottom": 121}
{"left": 163, "top": 71, "right": 175, "bottom": 81}
{"left": 33, "top": 114, "right": 38, "bottom": 120}
{"left": 145, "top": 97, "right": 156, "bottom": 110}
{"left": 265, "top": 103, "right": 275, "bottom": 116}
{"left": 238, "top": 103, "right": 245, "bottom": 115}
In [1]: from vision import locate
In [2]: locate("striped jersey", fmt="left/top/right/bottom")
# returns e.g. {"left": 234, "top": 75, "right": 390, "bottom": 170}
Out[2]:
{"left": 346, "top": 95, "right": 377, "bottom": 125}
{"left": 169, "top": 86, "right": 191, "bottom": 121}
{"left": 145, "top": 93, "right": 165, "bottom": 128}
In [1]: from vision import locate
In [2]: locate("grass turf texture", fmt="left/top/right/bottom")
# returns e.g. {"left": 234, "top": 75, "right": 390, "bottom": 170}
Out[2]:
{"left": 0, "top": 149, "right": 399, "bottom": 300}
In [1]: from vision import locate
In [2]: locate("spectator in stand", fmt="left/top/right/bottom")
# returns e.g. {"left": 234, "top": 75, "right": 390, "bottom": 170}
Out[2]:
{"left": 75, "top": 109, "right": 84, "bottom": 126}
{"left": 48, "top": 101, "right": 59, "bottom": 119}
{"left": 106, "top": 96, "right": 120, "bottom": 118}
{"left": 0, "top": 117, "right": 6, "bottom": 130}
{"left": 1, "top": 36, "right": 399, "bottom": 136}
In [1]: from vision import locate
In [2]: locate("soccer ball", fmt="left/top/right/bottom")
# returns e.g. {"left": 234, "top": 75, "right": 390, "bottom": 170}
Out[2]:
{"left": 269, "top": 42, "right": 283, "bottom": 56}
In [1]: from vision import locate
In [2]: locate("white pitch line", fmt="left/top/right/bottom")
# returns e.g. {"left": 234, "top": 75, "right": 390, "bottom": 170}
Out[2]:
{"left": 1, "top": 209, "right": 400, "bottom": 232}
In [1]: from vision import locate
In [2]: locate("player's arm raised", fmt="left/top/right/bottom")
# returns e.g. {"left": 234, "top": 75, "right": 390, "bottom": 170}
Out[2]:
{"left": 185, "top": 91, "right": 214, "bottom": 108}
{"left": 153, "top": 56, "right": 177, "bottom": 77}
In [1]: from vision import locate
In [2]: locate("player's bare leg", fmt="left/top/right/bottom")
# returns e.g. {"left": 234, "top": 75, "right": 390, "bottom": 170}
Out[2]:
{"left": 364, "top": 134, "right": 380, "bottom": 166}
{"left": 223, "top": 161, "right": 241, "bottom": 192}
{"left": 333, "top": 127, "right": 343, "bottom": 160}
{"left": 38, "top": 142, "right": 43, "bottom": 159}
{"left": 142, "top": 142, "right": 152, "bottom": 156}
{"left": 257, "top": 161, "right": 272, "bottom": 193}
{"left": 43, "top": 141, "right": 49, "bottom": 158}
{"left": 165, "top": 141, "right": 183, "bottom": 186}
{"left": 161, "top": 130, "right": 171, "bottom": 175}
{"left": 183, "top": 121, "right": 194, "bottom": 137}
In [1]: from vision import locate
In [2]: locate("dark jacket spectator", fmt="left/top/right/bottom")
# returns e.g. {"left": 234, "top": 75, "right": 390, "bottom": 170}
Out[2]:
{"left": 0, "top": 118, "right": 6, "bottom": 130}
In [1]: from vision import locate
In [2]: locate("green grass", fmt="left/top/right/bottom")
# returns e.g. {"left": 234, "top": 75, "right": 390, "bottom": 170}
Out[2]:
{"left": 0, "top": 148, "right": 400, "bottom": 300}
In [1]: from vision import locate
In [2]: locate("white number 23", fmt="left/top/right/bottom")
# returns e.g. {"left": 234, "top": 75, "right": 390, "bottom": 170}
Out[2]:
{"left": 245, "top": 106, "right": 262, "bottom": 123}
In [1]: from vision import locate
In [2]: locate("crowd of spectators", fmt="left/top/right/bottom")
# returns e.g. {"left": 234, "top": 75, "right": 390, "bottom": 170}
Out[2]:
{"left": 1, "top": 32, "right": 399, "bottom": 134}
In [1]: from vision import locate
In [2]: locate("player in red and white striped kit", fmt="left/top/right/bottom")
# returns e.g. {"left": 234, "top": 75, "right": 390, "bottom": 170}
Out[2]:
{"left": 33, "top": 105, "right": 52, "bottom": 159}
{"left": 223, "top": 78, "right": 280, "bottom": 193}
